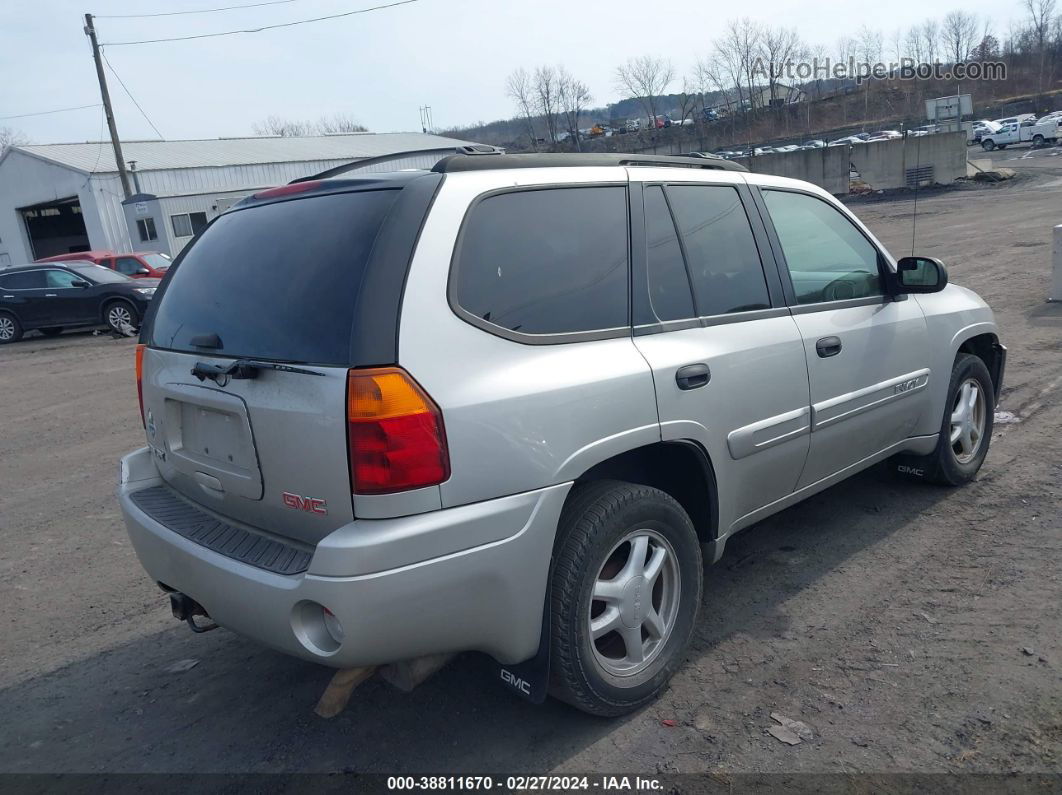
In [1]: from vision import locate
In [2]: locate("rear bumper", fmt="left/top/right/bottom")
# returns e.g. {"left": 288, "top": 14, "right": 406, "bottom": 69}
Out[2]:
{"left": 118, "top": 447, "right": 569, "bottom": 667}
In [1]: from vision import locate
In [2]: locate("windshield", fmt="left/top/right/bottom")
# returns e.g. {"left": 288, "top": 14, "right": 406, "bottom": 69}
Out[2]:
{"left": 70, "top": 263, "right": 133, "bottom": 284}
{"left": 148, "top": 189, "right": 399, "bottom": 365}
{"left": 142, "top": 253, "right": 172, "bottom": 270}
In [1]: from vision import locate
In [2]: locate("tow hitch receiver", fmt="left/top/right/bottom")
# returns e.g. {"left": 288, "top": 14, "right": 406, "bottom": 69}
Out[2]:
{"left": 169, "top": 592, "right": 219, "bottom": 634}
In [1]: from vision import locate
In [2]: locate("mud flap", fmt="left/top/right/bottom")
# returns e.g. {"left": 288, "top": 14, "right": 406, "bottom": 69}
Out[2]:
{"left": 494, "top": 594, "right": 550, "bottom": 704}
{"left": 891, "top": 453, "right": 931, "bottom": 480}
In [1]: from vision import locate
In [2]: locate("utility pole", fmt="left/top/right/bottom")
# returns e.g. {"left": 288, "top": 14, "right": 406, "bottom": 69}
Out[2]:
{"left": 84, "top": 12, "right": 132, "bottom": 199}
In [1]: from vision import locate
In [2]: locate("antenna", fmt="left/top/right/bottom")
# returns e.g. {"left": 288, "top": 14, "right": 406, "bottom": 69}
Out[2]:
{"left": 910, "top": 130, "right": 922, "bottom": 255}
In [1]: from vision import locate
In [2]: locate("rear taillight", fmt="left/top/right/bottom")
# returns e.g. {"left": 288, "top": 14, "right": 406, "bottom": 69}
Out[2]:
{"left": 346, "top": 367, "right": 449, "bottom": 495}
{"left": 135, "top": 343, "right": 145, "bottom": 428}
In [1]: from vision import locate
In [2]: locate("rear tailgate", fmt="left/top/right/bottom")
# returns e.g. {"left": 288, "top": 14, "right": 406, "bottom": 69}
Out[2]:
{"left": 139, "top": 185, "right": 405, "bottom": 545}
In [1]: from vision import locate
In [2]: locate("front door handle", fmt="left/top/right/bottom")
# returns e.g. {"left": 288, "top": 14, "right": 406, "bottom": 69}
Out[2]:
{"left": 45, "top": 293, "right": 57, "bottom": 298}
{"left": 816, "top": 336, "right": 842, "bottom": 358}
{"left": 676, "top": 363, "right": 711, "bottom": 390}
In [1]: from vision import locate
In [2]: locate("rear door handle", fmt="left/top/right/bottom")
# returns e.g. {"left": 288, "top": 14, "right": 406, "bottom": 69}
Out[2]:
{"left": 45, "top": 293, "right": 57, "bottom": 298}
{"left": 675, "top": 363, "right": 711, "bottom": 390}
{"left": 816, "top": 336, "right": 842, "bottom": 358}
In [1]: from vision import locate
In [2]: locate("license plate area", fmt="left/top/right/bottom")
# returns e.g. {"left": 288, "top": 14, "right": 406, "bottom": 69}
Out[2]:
{"left": 162, "top": 384, "right": 263, "bottom": 500}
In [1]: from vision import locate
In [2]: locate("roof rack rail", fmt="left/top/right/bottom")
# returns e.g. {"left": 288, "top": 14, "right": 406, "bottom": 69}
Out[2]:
{"left": 430, "top": 152, "right": 748, "bottom": 173}
{"left": 290, "top": 144, "right": 506, "bottom": 183}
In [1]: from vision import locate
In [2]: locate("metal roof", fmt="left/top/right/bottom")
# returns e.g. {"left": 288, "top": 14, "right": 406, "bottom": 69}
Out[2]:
{"left": 13, "top": 132, "right": 476, "bottom": 174}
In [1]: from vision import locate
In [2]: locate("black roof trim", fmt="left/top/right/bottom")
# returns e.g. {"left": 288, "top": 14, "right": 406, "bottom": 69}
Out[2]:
{"left": 431, "top": 152, "right": 748, "bottom": 173}
{"left": 291, "top": 145, "right": 503, "bottom": 184}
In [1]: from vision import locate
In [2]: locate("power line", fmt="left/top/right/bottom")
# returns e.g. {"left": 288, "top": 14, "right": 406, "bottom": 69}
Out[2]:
{"left": 101, "top": 50, "right": 165, "bottom": 140}
{"left": 0, "top": 103, "right": 101, "bottom": 121}
{"left": 97, "top": 0, "right": 303, "bottom": 19}
{"left": 100, "top": 0, "right": 420, "bottom": 46}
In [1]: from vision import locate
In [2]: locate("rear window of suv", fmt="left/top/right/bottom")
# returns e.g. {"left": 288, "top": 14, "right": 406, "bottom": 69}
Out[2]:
{"left": 147, "top": 189, "right": 399, "bottom": 365}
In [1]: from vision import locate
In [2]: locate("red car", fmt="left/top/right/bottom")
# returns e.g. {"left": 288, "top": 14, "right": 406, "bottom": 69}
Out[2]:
{"left": 35, "top": 250, "right": 172, "bottom": 279}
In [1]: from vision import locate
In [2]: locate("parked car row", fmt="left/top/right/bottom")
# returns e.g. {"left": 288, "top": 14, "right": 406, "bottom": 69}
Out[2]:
{"left": 0, "top": 261, "right": 157, "bottom": 343}
{"left": 977, "top": 113, "right": 1062, "bottom": 150}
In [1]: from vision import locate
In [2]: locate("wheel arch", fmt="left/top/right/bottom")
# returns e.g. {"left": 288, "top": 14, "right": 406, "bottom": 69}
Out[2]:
{"left": 101, "top": 295, "right": 137, "bottom": 323}
{"left": 569, "top": 440, "right": 719, "bottom": 546}
{"left": 953, "top": 329, "right": 1004, "bottom": 405}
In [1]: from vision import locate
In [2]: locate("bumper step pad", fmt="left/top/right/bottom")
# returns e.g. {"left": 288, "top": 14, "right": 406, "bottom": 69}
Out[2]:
{"left": 130, "top": 486, "right": 312, "bottom": 575}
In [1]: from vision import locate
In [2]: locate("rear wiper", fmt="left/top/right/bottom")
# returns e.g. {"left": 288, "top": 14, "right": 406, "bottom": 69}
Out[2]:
{"left": 191, "top": 359, "right": 325, "bottom": 383}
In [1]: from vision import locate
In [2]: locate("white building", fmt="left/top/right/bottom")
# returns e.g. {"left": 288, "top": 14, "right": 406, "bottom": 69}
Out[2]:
{"left": 0, "top": 132, "right": 473, "bottom": 267}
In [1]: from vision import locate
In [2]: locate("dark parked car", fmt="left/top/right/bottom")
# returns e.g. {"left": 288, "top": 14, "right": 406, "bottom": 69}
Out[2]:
{"left": 0, "top": 262, "right": 158, "bottom": 343}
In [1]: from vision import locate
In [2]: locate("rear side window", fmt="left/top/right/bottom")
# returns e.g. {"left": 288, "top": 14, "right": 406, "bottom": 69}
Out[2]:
{"left": 644, "top": 186, "right": 695, "bottom": 322}
{"left": 453, "top": 187, "right": 629, "bottom": 336}
{"left": 148, "top": 190, "right": 399, "bottom": 365}
{"left": 666, "top": 185, "right": 770, "bottom": 316}
{"left": 0, "top": 271, "right": 44, "bottom": 289}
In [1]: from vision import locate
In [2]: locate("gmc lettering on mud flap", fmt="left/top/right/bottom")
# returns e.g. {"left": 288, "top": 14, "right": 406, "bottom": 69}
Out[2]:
{"left": 501, "top": 669, "right": 532, "bottom": 695}
{"left": 282, "top": 492, "right": 328, "bottom": 515}
{"left": 897, "top": 465, "right": 925, "bottom": 477}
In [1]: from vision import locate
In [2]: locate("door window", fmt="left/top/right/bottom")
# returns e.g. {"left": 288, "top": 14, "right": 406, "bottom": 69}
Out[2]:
{"left": 763, "top": 190, "right": 884, "bottom": 305}
{"left": 643, "top": 186, "right": 695, "bottom": 322}
{"left": 453, "top": 187, "right": 629, "bottom": 336}
{"left": 0, "top": 270, "right": 45, "bottom": 289}
{"left": 45, "top": 270, "right": 82, "bottom": 288}
{"left": 115, "top": 257, "right": 143, "bottom": 276}
{"left": 665, "top": 185, "right": 771, "bottom": 316}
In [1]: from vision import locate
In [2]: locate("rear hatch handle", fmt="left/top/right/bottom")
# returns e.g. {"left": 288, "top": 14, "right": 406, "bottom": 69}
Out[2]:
{"left": 191, "top": 359, "right": 326, "bottom": 384}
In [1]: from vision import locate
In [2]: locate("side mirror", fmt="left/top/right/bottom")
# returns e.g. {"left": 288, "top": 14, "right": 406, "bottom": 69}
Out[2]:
{"left": 136, "top": 267, "right": 150, "bottom": 275}
{"left": 895, "top": 256, "right": 948, "bottom": 294}
{"left": 71, "top": 279, "right": 91, "bottom": 288}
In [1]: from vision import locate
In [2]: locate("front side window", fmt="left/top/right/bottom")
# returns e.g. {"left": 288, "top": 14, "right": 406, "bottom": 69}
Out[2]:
{"left": 45, "top": 270, "right": 81, "bottom": 288}
{"left": 115, "top": 257, "right": 142, "bottom": 276}
{"left": 763, "top": 190, "right": 883, "bottom": 305}
{"left": 453, "top": 187, "right": 629, "bottom": 336}
{"left": 665, "top": 185, "right": 770, "bottom": 316}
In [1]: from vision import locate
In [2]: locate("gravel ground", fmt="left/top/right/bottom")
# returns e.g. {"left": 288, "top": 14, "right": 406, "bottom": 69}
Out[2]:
{"left": 0, "top": 170, "right": 1059, "bottom": 779}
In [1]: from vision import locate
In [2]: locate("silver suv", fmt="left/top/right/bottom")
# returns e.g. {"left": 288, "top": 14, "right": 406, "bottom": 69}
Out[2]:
{"left": 119, "top": 151, "right": 1005, "bottom": 716}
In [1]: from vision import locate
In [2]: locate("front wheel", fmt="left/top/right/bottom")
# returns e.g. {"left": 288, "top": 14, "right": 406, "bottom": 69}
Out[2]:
{"left": 982, "top": 140, "right": 995, "bottom": 151}
{"left": 898, "top": 354, "right": 995, "bottom": 486}
{"left": 548, "top": 481, "right": 702, "bottom": 716}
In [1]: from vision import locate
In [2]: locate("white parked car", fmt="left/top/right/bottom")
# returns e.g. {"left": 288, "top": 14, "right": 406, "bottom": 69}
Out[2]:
{"left": 981, "top": 118, "right": 1061, "bottom": 150}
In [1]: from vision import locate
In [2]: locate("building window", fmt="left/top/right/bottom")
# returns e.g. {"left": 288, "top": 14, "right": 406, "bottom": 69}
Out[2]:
{"left": 137, "top": 218, "right": 158, "bottom": 242}
{"left": 171, "top": 212, "right": 208, "bottom": 238}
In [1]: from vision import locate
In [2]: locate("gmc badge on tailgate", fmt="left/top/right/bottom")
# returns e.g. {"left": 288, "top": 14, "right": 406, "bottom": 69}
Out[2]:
{"left": 282, "top": 492, "right": 328, "bottom": 515}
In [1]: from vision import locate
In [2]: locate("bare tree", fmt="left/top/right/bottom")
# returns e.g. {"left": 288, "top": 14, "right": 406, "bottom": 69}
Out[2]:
{"left": 943, "top": 11, "right": 980, "bottom": 64}
{"left": 0, "top": 127, "right": 29, "bottom": 156}
{"left": 904, "top": 26, "right": 924, "bottom": 63}
{"left": 316, "top": 113, "right": 368, "bottom": 133}
{"left": 921, "top": 19, "right": 941, "bottom": 64}
{"left": 557, "top": 67, "right": 592, "bottom": 151}
{"left": 252, "top": 116, "right": 315, "bottom": 136}
{"left": 758, "top": 25, "right": 804, "bottom": 106}
{"left": 615, "top": 55, "right": 675, "bottom": 126}
{"left": 506, "top": 67, "right": 538, "bottom": 149}
{"left": 1025, "top": 0, "right": 1058, "bottom": 93}
{"left": 675, "top": 78, "right": 700, "bottom": 125}
{"left": 533, "top": 65, "right": 561, "bottom": 145}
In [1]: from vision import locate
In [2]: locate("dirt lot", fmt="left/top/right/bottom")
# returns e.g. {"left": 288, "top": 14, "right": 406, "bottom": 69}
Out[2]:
{"left": 0, "top": 169, "right": 1060, "bottom": 779}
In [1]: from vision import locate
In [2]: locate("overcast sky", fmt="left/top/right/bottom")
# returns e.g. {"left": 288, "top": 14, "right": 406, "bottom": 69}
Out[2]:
{"left": 2, "top": 0, "right": 1028, "bottom": 144}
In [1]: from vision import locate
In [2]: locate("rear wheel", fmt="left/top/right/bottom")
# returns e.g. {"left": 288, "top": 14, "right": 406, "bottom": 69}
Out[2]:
{"left": 0, "top": 313, "right": 22, "bottom": 343}
{"left": 39, "top": 327, "right": 64, "bottom": 337}
{"left": 1033, "top": 134, "right": 1045, "bottom": 147}
{"left": 548, "top": 481, "right": 702, "bottom": 716}
{"left": 105, "top": 300, "right": 138, "bottom": 334}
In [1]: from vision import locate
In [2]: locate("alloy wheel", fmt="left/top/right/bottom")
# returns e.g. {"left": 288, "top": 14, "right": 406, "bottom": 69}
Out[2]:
{"left": 108, "top": 304, "right": 134, "bottom": 331}
{"left": 588, "top": 528, "right": 681, "bottom": 677}
{"left": 0, "top": 316, "right": 13, "bottom": 340}
{"left": 950, "top": 377, "right": 987, "bottom": 464}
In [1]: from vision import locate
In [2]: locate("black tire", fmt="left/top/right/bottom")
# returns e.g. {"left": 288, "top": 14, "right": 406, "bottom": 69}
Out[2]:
{"left": 895, "top": 354, "right": 995, "bottom": 486}
{"left": 39, "top": 327, "right": 64, "bottom": 337}
{"left": 104, "top": 299, "right": 139, "bottom": 334}
{"left": 982, "top": 140, "right": 995, "bottom": 151}
{"left": 1033, "top": 134, "right": 1045, "bottom": 147}
{"left": 0, "top": 312, "right": 23, "bottom": 343}
{"left": 548, "top": 480, "right": 702, "bottom": 717}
